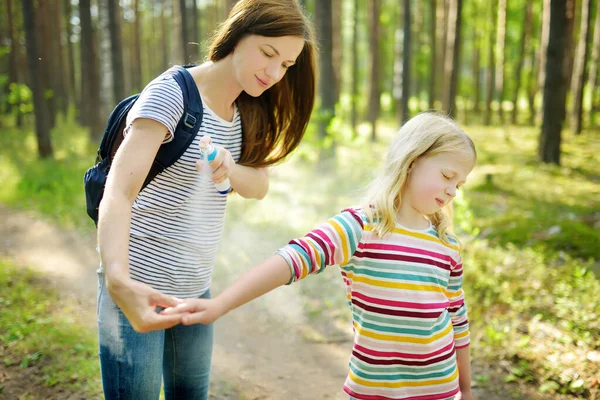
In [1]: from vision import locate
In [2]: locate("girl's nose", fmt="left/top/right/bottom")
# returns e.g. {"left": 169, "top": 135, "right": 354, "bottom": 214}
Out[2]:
{"left": 446, "top": 186, "right": 456, "bottom": 197}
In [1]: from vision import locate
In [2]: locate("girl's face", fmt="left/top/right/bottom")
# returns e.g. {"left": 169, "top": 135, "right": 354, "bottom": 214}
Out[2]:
{"left": 231, "top": 34, "right": 305, "bottom": 97}
{"left": 403, "top": 150, "right": 475, "bottom": 217}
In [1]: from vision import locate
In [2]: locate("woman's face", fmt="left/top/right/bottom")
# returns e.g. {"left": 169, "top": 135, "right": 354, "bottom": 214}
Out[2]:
{"left": 231, "top": 34, "right": 305, "bottom": 97}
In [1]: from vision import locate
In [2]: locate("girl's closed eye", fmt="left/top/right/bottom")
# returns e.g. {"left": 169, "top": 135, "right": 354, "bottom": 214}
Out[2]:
{"left": 442, "top": 173, "right": 450, "bottom": 180}
{"left": 262, "top": 50, "right": 273, "bottom": 58}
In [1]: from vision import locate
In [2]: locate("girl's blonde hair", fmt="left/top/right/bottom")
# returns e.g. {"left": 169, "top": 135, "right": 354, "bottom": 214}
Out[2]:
{"left": 362, "top": 112, "right": 476, "bottom": 245}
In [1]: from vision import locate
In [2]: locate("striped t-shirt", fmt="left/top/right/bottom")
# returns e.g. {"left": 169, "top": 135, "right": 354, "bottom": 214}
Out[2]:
{"left": 123, "top": 66, "right": 243, "bottom": 298}
{"left": 277, "top": 207, "right": 470, "bottom": 400}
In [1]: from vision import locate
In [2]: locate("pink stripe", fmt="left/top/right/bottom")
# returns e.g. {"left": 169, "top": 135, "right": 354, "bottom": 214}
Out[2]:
{"left": 354, "top": 341, "right": 455, "bottom": 360}
{"left": 344, "top": 387, "right": 460, "bottom": 400}
{"left": 353, "top": 291, "right": 448, "bottom": 310}
{"left": 358, "top": 242, "right": 454, "bottom": 265}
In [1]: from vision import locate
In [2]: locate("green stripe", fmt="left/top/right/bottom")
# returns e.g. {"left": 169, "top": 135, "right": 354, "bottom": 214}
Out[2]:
{"left": 353, "top": 313, "right": 451, "bottom": 336}
{"left": 345, "top": 265, "right": 446, "bottom": 285}
{"left": 350, "top": 355, "right": 456, "bottom": 375}
{"left": 349, "top": 361, "right": 457, "bottom": 381}
{"left": 346, "top": 261, "right": 450, "bottom": 277}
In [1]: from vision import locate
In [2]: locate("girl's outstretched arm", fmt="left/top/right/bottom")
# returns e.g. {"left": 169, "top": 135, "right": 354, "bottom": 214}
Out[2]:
{"left": 168, "top": 208, "right": 365, "bottom": 325}
{"left": 164, "top": 254, "right": 291, "bottom": 325}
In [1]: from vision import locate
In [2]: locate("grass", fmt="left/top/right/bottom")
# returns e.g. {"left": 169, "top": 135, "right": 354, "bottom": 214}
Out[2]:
{"left": 0, "top": 258, "right": 102, "bottom": 398}
{"left": 1, "top": 113, "right": 599, "bottom": 398}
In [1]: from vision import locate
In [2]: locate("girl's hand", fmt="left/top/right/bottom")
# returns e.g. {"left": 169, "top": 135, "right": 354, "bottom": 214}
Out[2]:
{"left": 161, "top": 297, "right": 227, "bottom": 325}
{"left": 196, "top": 136, "right": 235, "bottom": 185}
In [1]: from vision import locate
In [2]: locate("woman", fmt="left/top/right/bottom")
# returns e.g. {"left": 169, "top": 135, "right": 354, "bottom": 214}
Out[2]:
{"left": 96, "top": 1, "right": 316, "bottom": 398}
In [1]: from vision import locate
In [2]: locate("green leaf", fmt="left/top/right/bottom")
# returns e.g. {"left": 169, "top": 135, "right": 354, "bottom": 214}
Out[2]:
{"left": 538, "top": 381, "right": 560, "bottom": 393}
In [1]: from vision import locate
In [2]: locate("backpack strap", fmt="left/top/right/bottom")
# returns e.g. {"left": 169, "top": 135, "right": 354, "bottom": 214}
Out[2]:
{"left": 142, "top": 65, "right": 203, "bottom": 189}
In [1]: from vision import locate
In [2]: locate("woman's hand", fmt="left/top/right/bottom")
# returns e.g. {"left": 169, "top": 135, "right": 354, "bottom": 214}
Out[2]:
{"left": 196, "top": 136, "right": 235, "bottom": 185}
{"left": 107, "top": 277, "right": 186, "bottom": 333}
{"left": 161, "top": 297, "right": 227, "bottom": 325}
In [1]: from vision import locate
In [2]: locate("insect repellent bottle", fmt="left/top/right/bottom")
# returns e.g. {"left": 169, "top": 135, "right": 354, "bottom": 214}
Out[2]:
{"left": 199, "top": 142, "right": 232, "bottom": 195}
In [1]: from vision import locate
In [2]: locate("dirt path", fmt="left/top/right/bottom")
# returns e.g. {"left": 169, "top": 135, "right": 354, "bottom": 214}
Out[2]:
{"left": 0, "top": 204, "right": 563, "bottom": 400}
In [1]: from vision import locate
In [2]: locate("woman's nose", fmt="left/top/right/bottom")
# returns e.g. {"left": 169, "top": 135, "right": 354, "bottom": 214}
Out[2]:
{"left": 265, "top": 63, "right": 282, "bottom": 82}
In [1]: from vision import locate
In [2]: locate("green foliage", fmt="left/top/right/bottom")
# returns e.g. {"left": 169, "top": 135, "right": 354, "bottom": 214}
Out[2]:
{"left": 459, "top": 124, "right": 600, "bottom": 397}
{"left": 0, "top": 111, "right": 96, "bottom": 231}
{"left": 7, "top": 83, "right": 34, "bottom": 114}
{"left": 0, "top": 259, "right": 101, "bottom": 396}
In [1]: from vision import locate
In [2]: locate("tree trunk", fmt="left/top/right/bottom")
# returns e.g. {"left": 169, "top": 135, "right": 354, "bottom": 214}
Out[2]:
{"left": 332, "top": 0, "right": 342, "bottom": 102}
{"left": 587, "top": 0, "right": 600, "bottom": 127}
{"left": 315, "top": 0, "right": 336, "bottom": 155}
{"left": 495, "top": 0, "right": 506, "bottom": 124}
{"left": 413, "top": 0, "right": 422, "bottom": 106}
{"left": 368, "top": 0, "right": 381, "bottom": 141}
{"left": 79, "top": 0, "right": 103, "bottom": 137}
{"left": 563, "top": 0, "right": 576, "bottom": 89}
{"left": 98, "top": 0, "right": 114, "bottom": 114}
{"left": 63, "top": 0, "right": 77, "bottom": 106}
{"left": 527, "top": 45, "right": 538, "bottom": 126}
{"left": 511, "top": 0, "right": 533, "bottom": 125}
{"left": 471, "top": 1, "right": 481, "bottom": 115}
{"left": 6, "top": 0, "right": 22, "bottom": 124}
{"left": 428, "top": 0, "right": 436, "bottom": 109}
{"left": 570, "top": 0, "right": 592, "bottom": 135}
{"left": 161, "top": 0, "right": 170, "bottom": 71}
{"left": 35, "top": 0, "right": 57, "bottom": 128}
{"left": 537, "top": 0, "right": 551, "bottom": 123}
{"left": 401, "top": 0, "right": 411, "bottom": 123}
{"left": 22, "top": 0, "right": 53, "bottom": 158}
{"left": 484, "top": 0, "right": 497, "bottom": 126}
{"left": 540, "top": 0, "right": 567, "bottom": 165}
{"left": 133, "top": 0, "right": 143, "bottom": 92}
{"left": 191, "top": 0, "right": 200, "bottom": 61}
{"left": 351, "top": 0, "right": 359, "bottom": 136}
{"left": 108, "top": 0, "right": 125, "bottom": 101}
{"left": 438, "top": 0, "right": 450, "bottom": 100}
{"left": 53, "top": 0, "right": 67, "bottom": 114}
{"left": 179, "top": 0, "right": 190, "bottom": 62}
{"left": 443, "top": 0, "right": 463, "bottom": 118}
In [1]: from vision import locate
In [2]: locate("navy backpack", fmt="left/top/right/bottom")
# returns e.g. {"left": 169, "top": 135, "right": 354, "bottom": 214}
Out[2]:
{"left": 84, "top": 65, "right": 203, "bottom": 226}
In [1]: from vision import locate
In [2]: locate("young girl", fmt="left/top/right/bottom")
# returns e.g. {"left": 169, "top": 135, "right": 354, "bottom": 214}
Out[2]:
{"left": 96, "top": 1, "right": 316, "bottom": 399}
{"left": 165, "top": 112, "right": 477, "bottom": 400}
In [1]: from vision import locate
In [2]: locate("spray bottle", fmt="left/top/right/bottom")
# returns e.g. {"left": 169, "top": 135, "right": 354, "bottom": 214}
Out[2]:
{"left": 199, "top": 140, "right": 232, "bottom": 195}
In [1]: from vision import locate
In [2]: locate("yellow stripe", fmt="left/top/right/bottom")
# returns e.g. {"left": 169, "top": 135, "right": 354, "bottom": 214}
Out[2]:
{"left": 298, "top": 254, "right": 309, "bottom": 280}
{"left": 353, "top": 321, "right": 453, "bottom": 344}
{"left": 364, "top": 224, "right": 459, "bottom": 252}
{"left": 455, "top": 330, "right": 469, "bottom": 339}
{"left": 348, "top": 273, "right": 444, "bottom": 292}
{"left": 349, "top": 367, "right": 459, "bottom": 388}
{"left": 307, "top": 239, "right": 321, "bottom": 270}
{"left": 329, "top": 218, "right": 349, "bottom": 264}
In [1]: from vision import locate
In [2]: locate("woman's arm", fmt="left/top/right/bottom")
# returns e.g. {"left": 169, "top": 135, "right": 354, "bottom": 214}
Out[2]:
{"left": 98, "top": 118, "right": 184, "bottom": 332}
{"left": 199, "top": 138, "right": 269, "bottom": 200}
{"left": 230, "top": 164, "right": 269, "bottom": 199}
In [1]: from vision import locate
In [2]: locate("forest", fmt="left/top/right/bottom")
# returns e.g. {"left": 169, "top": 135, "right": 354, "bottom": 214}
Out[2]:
{"left": 0, "top": 0, "right": 599, "bottom": 399}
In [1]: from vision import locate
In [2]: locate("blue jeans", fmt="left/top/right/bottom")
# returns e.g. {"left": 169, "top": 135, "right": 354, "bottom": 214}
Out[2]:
{"left": 97, "top": 273, "right": 213, "bottom": 400}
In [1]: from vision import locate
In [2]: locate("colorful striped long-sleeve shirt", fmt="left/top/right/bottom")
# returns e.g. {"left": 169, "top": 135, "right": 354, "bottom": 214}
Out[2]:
{"left": 276, "top": 207, "right": 470, "bottom": 400}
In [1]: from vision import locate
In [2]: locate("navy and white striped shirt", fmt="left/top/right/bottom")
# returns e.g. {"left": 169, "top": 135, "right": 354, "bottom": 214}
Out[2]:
{"left": 124, "top": 67, "right": 243, "bottom": 298}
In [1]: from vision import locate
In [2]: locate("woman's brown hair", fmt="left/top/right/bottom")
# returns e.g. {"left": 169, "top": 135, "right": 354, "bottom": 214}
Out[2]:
{"left": 207, "top": 0, "right": 317, "bottom": 168}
